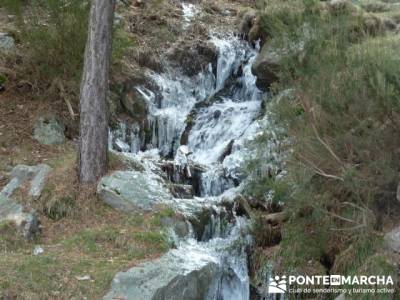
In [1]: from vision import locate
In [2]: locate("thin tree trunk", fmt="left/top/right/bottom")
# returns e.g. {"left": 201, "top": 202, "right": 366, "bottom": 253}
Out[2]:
{"left": 79, "top": 0, "right": 115, "bottom": 183}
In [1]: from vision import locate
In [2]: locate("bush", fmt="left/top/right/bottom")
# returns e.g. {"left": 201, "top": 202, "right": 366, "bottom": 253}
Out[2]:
{"left": 248, "top": 0, "right": 400, "bottom": 272}
{"left": 1, "top": 0, "right": 133, "bottom": 101}
{"left": 0, "top": 0, "right": 89, "bottom": 93}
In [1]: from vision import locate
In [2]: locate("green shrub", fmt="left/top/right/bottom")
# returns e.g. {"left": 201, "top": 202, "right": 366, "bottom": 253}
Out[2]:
{"left": 248, "top": 0, "right": 400, "bottom": 273}
{"left": 1, "top": 0, "right": 133, "bottom": 100}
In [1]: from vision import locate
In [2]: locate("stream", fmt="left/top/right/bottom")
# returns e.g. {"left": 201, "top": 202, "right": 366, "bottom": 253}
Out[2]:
{"left": 105, "top": 2, "right": 267, "bottom": 299}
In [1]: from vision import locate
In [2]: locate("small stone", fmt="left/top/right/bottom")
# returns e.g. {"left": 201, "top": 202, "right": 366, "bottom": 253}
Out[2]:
{"left": 33, "top": 245, "right": 44, "bottom": 255}
{"left": 0, "top": 33, "right": 15, "bottom": 50}
{"left": 75, "top": 275, "right": 91, "bottom": 281}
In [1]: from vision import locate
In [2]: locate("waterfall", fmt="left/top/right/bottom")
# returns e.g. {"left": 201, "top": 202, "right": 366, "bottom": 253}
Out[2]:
{"left": 109, "top": 8, "right": 264, "bottom": 298}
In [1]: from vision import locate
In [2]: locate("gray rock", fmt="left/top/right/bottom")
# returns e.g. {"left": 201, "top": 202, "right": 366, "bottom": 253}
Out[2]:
{"left": 0, "top": 194, "right": 40, "bottom": 240}
{"left": 385, "top": 226, "right": 400, "bottom": 253}
{"left": 397, "top": 182, "right": 400, "bottom": 202}
{"left": 10, "top": 164, "right": 38, "bottom": 181}
{"left": 33, "top": 116, "right": 65, "bottom": 145}
{"left": 170, "top": 183, "right": 194, "bottom": 199}
{"left": 29, "top": 164, "right": 51, "bottom": 200}
{"left": 238, "top": 9, "right": 257, "bottom": 38}
{"left": 0, "top": 177, "right": 21, "bottom": 199}
{"left": 252, "top": 24, "right": 313, "bottom": 91}
{"left": 97, "top": 171, "right": 173, "bottom": 212}
{"left": 167, "top": 41, "right": 218, "bottom": 77}
{"left": 121, "top": 85, "right": 148, "bottom": 123}
{"left": 251, "top": 42, "right": 282, "bottom": 91}
{"left": 114, "top": 12, "right": 124, "bottom": 26}
{"left": 0, "top": 33, "right": 14, "bottom": 50}
{"left": 103, "top": 246, "right": 221, "bottom": 300}
{"left": 2, "top": 164, "right": 51, "bottom": 201}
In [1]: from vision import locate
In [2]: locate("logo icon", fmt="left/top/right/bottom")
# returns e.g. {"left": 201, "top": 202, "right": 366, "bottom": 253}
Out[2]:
{"left": 268, "top": 275, "right": 287, "bottom": 294}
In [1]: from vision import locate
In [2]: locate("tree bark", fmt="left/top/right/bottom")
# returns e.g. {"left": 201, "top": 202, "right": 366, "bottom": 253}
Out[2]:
{"left": 78, "top": 0, "right": 115, "bottom": 183}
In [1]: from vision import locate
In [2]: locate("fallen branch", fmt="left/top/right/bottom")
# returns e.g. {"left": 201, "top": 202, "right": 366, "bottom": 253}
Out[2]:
{"left": 55, "top": 79, "right": 76, "bottom": 120}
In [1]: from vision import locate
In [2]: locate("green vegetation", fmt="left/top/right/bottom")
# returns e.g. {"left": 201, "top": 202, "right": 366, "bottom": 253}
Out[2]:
{"left": 0, "top": 0, "right": 133, "bottom": 100}
{"left": 0, "top": 211, "right": 171, "bottom": 299}
{"left": 248, "top": 0, "right": 400, "bottom": 279}
{"left": 0, "top": 148, "right": 172, "bottom": 298}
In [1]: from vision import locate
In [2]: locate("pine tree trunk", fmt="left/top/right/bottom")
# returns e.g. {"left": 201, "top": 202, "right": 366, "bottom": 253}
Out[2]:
{"left": 78, "top": 0, "right": 115, "bottom": 183}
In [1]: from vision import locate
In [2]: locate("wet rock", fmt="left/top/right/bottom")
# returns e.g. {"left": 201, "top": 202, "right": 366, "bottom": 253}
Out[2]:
{"left": 0, "top": 194, "right": 40, "bottom": 240}
{"left": 121, "top": 79, "right": 149, "bottom": 123}
{"left": 104, "top": 246, "right": 220, "bottom": 300}
{"left": 238, "top": 9, "right": 257, "bottom": 39}
{"left": 167, "top": 41, "right": 218, "bottom": 77}
{"left": 33, "top": 116, "right": 65, "bottom": 145}
{"left": 97, "top": 170, "right": 173, "bottom": 212}
{"left": 170, "top": 183, "right": 194, "bottom": 199}
{"left": 0, "top": 32, "right": 14, "bottom": 50}
{"left": 384, "top": 225, "right": 400, "bottom": 253}
{"left": 251, "top": 42, "right": 281, "bottom": 91}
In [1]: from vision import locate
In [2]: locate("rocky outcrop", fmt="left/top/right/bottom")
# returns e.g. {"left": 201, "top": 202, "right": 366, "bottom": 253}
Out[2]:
{"left": 0, "top": 164, "right": 49, "bottom": 239}
{"left": 121, "top": 85, "right": 148, "bottom": 123}
{"left": 238, "top": 9, "right": 257, "bottom": 39}
{"left": 33, "top": 116, "right": 65, "bottom": 145}
{"left": 167, "top": 40, "right": 218, "bottom": 77}
{"left": 104, "top": 245, "right": 221, "bottom": 300}
{"left": 238, "top": 10, "right": 265, "bottom": 44}
{"left": 1, "top": 164, "right": 51, "bottom": 201}
{"left": 251, "top": 41, "right": 281, "bottom": 91}
{"left": 97, "top": 170, "right": 173, "bottom": 212}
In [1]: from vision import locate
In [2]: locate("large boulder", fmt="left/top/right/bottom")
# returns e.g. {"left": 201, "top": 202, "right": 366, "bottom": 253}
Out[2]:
{"left": 103, "top": 245, "right": 221, "bottom": 300}
{"left": 251, "top": 42, "right": 281, "bottom": 91}
{"left": 97, "top": 170, "right": 173, "bottom": 212}
{"left": 33, "top": 116, "right": 65, "bottom": 145}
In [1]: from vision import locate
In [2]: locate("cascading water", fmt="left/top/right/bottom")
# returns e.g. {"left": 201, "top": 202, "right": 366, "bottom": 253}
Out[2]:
{"left": 108, "top": 2, "right": 265, "bottom": 299}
